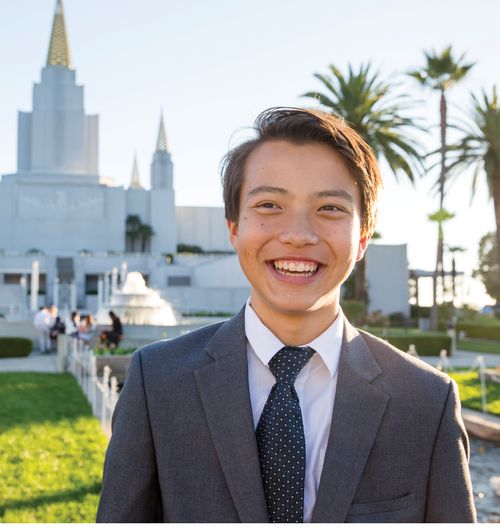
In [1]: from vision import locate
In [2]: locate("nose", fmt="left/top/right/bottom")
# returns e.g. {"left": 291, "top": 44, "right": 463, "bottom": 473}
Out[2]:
{"left": 278, "top": 213, "right": 319, "bottom": 247}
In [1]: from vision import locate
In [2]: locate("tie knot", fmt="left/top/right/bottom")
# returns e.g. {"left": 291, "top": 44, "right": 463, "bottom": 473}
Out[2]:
{"left": 268, "top": 346, "right": 315, "bottom": 385}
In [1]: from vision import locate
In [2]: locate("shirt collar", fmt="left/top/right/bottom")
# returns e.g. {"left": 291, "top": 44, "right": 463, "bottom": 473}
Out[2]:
{"left": 244, "top": 300, "right": 344, "bottom": 379}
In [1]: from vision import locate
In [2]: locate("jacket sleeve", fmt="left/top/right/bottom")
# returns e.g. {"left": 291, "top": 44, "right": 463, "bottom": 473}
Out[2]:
{"left": 96, "top": 350, "right": 163, "bottom": 522}
{"left": 425, "top": 379, "right": 476, "bottom": 522}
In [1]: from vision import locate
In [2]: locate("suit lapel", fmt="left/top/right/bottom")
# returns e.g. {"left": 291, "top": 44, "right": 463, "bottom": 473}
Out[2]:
{"left": 194, "top": 310, "right": 269, "bottom": 522}
{"left": 312, "top": 320, "right": 390, "bottom": 522}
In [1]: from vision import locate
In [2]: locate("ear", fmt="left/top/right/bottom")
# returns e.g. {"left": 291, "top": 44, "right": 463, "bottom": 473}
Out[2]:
{"left": 227, "top": 219, "right": 239, "bottom": 251}
{"left": 356, "top": 236, "right": 369, "bottom": 262}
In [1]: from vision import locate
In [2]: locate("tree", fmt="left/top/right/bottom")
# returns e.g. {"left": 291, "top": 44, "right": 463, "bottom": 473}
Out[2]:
{"left": 409, "top": 46, "right": 474, "bottom": 329}
{"left": 125, "top": 214, "right": 141, "bottom": 252}
{"left": 303, "top": 63, "right": 424, "bottom": 302}
{"left": 474, "top": 232, "right": 500, "bottom": 302}
{"left": 446, "top": 245, "right": 466, "bottom": 303}
{"left": 137, "top": 224, "right": 155, "bottom": 253}
{"left": 447, "top": 87, "right": 500, "bottom": 270}
{"left": 427, "top": 208, "right": 454, "bottom": 308}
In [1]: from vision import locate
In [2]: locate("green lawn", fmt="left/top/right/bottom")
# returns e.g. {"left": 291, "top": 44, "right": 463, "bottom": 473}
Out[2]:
{"left": 458, "top": 339, "right": 500, "bottom": 354}
{"left": 449, "top": 370, "right": 500, "bottom": 416}
{"left": 0, "top": 373, "right": 108, "bottom": 523}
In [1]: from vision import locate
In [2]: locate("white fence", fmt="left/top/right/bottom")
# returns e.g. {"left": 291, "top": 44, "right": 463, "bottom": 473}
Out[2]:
{"left": 406, "top": 343, "right": 492, "bottom": 413}
{"left": 59, "top": 336, "right": 119, "bottom": 438}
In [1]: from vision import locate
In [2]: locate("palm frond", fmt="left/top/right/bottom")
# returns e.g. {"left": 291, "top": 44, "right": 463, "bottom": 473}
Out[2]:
{"left": 302, "top": 62, "right": 424, "bottom": 183}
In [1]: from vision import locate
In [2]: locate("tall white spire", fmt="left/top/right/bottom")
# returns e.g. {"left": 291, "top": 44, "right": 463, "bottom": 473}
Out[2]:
{"left": 46, "top": 0, "right": 72, "bottom": 68}
{"left": 129, "top": 153, "right": 143, "bottom": 189}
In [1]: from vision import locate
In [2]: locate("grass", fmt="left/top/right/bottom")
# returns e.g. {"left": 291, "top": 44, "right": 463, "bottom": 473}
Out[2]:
{"left": 0, "top": 373, "right": 108, "bottom": 523}
{"left": 458, "top": 339, "right": 500, "bottom": 354}
{"left": 449, "top": 370, "right": 500, "bottom": 416}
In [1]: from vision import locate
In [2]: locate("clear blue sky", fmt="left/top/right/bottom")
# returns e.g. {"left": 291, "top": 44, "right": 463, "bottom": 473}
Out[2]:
{"left": 1, "top": 0, "right": 498, "bottom": 306}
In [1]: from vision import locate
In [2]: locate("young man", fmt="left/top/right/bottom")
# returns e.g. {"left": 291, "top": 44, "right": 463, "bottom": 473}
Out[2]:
{"left": 97, "top": 108, "right": 476, "bottom": 523}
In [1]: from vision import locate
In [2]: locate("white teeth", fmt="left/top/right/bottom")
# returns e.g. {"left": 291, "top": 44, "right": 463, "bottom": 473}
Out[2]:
{"left": 273, "top": 260, "right": 318, "bottom": 276}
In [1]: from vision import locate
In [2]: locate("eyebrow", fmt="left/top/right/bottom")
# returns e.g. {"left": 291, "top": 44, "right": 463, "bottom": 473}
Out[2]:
{"left": 247, "top": 186, "right": 354, "bottom": 203}
{"left": 247, "top": 186, "right": 288, "bottom": 196}
{"left": 315, "top": 189, "right": 354, "bottom": 203}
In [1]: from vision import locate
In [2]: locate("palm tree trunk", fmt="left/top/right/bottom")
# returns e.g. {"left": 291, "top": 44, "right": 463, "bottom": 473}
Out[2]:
{"left": 430, "top": 237, "right": 440, "bottom": 331}
{"left": 354, "top": 258, "right": 367, "bottom": 305}
{"left": 431, "top": 90, "right": 448, "bottom": 331}
{"left": 492, "top": 170, "right": 500, "bottom": 269}
{"left": 451, "top": 255, "right": 456, "bottom": 303}
{"left": 439, "top": 92, "right": 448, "bottom": 297}
{"left": 439, "top": 90, "right": 447, "bottom": 208}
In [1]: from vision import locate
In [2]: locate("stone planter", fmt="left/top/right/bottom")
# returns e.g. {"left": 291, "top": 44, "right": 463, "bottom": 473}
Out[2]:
{"left": 94, "top": 354, "right": 132, "bottom": 384}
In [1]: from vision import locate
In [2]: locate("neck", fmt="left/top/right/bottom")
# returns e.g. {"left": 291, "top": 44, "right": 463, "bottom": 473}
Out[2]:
{"left": 250, "top": 302, "right": 340, "bottom": 345}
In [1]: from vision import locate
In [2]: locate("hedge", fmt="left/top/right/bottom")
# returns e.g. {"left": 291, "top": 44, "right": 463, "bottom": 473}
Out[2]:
{"left": 367, "top": 332, "right": 452, "bottom": 356}
{"left": 456, "top": 323, "right": 500, "bottom": 341}
{"left": 341, "top": 301, "right": 366, "bottom": 326}
{"left": 0, "top": 338, "right": 32, "bottom": 358}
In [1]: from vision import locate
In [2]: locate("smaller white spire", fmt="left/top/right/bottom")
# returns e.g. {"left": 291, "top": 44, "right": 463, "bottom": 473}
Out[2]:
{"left": 156, "top": 112, "right": 168, "bottom": 152}
{"left": 129, "top": 152, "right": 143, "bottom": 189}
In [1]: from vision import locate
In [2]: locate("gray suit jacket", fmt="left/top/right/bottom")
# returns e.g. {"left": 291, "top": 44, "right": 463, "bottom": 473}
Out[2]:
{"left": 96, "top": 309, "right": 476, "bottom": 522}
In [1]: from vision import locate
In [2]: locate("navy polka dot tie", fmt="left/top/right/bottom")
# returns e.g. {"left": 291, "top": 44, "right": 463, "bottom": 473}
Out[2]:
{"left": 256, "top": 346, "right": 315, "bottom": 523}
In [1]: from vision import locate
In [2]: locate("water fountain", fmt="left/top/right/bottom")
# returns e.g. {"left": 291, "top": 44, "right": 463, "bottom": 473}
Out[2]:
{"left": 97, "top": 271, "right": 178, "bottom": 326}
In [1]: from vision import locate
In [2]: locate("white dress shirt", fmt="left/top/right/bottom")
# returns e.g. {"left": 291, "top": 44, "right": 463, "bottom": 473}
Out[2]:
{"left": 245, "top": 302, "right": 343, "bottom": 523}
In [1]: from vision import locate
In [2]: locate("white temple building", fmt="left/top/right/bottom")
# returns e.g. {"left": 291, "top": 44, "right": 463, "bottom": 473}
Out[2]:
{"left": 0, "top": 0, "right": 408, "bottom": 320}
{"left": 0, "top": 0, "right": 246, "bottom": 318}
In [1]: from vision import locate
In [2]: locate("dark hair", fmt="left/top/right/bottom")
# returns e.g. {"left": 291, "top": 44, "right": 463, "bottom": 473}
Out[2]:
{"left": 220, "top": 107, "right": 382, "bottom": 238}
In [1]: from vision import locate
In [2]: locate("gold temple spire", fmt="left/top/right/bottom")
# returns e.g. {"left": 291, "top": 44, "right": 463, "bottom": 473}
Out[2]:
{"left": 156, "top": 113, "right": 168, "bottom": 152}
{"left": 130, "top": 153, "right": 143, "bottom": 189}
{"left": 46, "top": 0, "right": 72, "bottom": 68}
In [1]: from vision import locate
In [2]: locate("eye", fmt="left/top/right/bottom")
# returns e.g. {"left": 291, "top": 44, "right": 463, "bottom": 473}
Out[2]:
{"left": 256, "top": 202, "right": 279, "bottom": 210}
{"left": 319, "top": 204, "right": 344, "bottom": 212}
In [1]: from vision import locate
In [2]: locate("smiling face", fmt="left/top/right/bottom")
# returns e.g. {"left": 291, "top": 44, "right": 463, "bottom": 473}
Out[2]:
{"left": 228, "top": 140, "right": 368, "bottom": 338}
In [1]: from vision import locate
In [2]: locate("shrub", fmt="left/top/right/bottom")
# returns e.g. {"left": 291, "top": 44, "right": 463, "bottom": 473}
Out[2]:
{"left": 181, "top": 311, "right": 234, "bottom": 318}
{"left": 92, "top": 346, "right": 135, "bottom": 357}
{"left": 0, "top": 338, "right": 32, "bottom": 358}
{"left": 458, "top": 339, "right": 500, "bottom": 354}
{"left": 410, "top": 305, "right": 430, "bottom": 318}
{"left": 365, "top": 330, "right": 452, "bottom": 356}
{"left": 341, "top": 301, "right": 365, "bottom": 326}
{"left": 457, "top": 323, "right": 500, "bottom": 341}
{"left": 366, "top": 310, "right": 389, "bottom": 327}
{"left": 388, "top": 312, "right": 408, "bottom": 327}
{"left": 177, "top": 243, "right": 203, "bottom": 254}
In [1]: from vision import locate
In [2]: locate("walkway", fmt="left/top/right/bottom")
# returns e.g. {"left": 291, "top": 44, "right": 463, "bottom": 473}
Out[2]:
{"left": 0, "top": 350, "right": 58, "bottom": 373}
{"left": 423, "top": 350, "right": 500, "bottom": 369}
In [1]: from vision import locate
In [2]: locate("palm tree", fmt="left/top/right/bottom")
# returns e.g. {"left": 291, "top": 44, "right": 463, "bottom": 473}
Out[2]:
{"left": 303, "top": 63, "right": 424, "bottom": 303}
{"left": 409, "top": 46, "right": 474, "bottom": 329}
{"left": 428, "top": 208, "right": 455, "bottom": 307}
{"left": 137, "top": 224, "right": 155, "bottom": 253}
{"left": 126, "top": 214, "right": 141, "bottom": 252}
{"left": 447, "top": 86, "right": 500, "bottom": 270}
{"left": 446, "top": 245, "right": 466, "bottom": 303}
